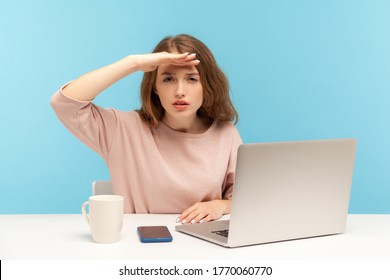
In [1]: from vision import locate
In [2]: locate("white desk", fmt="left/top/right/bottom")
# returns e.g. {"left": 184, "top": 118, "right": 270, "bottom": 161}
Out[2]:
{"left": 1, "top": 214, "right": 389, "bottom": 260}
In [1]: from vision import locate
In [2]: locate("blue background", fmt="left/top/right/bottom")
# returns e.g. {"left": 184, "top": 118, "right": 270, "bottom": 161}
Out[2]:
{"left": 0, "top": 0, "right": 389, "bottom": 214}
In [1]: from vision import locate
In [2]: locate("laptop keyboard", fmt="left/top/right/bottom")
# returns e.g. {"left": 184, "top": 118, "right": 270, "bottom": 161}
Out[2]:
{"left": 211, "top": 229, "right": 229, "bottom": 238}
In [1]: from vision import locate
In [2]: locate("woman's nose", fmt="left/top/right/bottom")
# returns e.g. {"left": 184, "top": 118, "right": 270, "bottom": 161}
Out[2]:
{"left": 175, "top": 82, "right": 185, "bottom": 98}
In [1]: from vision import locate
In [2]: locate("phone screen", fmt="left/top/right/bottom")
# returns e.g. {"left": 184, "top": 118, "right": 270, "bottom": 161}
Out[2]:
{"left": 137, "top": 226, "right": 173, "bottom": 243}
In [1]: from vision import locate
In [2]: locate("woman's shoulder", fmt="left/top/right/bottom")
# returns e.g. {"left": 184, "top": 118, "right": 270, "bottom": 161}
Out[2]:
{"left": 214, "top": 120, "right": 239, "bottom": 132}
{"left": 212, "top": 121, "right": 241, "bottom": 139}
{"left": 114, "top": 110, "right": 141, "bottom": 121}
{"left": 113, "top": 110, "right": 149, "bottom": 129}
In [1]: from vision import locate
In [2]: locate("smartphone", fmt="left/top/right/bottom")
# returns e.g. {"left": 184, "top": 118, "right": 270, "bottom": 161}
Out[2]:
{"left": 137, "top": 226, "right": 173, "bottom": 243}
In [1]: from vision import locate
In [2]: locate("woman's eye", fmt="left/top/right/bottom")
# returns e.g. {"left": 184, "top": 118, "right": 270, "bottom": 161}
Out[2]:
{"left": 163, "top": 77, "right": 173, "bottom": 82}
{"left": 188, "top": 77, "right": 199, "bottom": 82}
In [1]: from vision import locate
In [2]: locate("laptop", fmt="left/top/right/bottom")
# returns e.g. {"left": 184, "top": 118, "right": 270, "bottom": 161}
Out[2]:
{"left": 175, "top": 138, "right": 357, "bottom": 247}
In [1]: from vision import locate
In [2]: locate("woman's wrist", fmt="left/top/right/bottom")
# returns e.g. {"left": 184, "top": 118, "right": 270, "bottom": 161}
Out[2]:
{"left": 118, "top": 55, "right": 142, "bottom": 74}
{"left": 219, "top": 199, "right": 232, "bottom": 215}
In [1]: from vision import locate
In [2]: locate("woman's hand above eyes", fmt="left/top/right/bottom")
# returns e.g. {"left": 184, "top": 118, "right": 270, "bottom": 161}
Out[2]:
{"left": 131, "top": 52, "right": 200, "bottom": 73}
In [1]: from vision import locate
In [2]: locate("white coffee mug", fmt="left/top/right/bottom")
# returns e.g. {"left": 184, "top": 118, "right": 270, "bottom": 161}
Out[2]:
{"left": 82, "top": 195, "right": 124, "bottom": 243}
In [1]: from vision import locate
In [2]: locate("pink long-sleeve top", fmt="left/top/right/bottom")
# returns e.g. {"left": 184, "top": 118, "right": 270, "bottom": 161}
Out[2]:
{"left": 50, "top": 87, "right": 242, "bottom": 214}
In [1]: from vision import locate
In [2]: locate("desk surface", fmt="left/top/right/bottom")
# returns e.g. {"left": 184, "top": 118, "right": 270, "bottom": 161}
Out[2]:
{"left": 1, "top": 214, "right": 389, "bottom": 260}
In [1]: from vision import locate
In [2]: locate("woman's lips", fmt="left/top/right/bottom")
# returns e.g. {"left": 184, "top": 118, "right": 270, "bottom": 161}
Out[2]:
{"left": 173, "top": 100, "right": 189, "bottom": 110}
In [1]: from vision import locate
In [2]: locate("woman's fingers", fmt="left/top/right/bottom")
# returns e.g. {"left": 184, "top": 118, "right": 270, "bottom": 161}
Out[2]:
{"left": 155, "top": 52, "right": 199, "bottom": 67}
{"left": 135, "top": 52, "right": 199, "bottom": 73}
{"left": 163, "top": 52, "right": 199, "bottom": 66}
{"left": 177, "top": 201, "right": 224, "bottom": 224}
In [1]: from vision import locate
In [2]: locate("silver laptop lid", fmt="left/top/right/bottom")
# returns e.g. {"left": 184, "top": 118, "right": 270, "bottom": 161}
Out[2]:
{"left": 227, "top": 139, "right": 356, "bottom": 247}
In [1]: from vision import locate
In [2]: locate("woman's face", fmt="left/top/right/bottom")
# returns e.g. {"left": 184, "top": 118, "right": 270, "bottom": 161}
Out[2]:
{"left": 155, "top": 63, "right": 204, "bottom": 128}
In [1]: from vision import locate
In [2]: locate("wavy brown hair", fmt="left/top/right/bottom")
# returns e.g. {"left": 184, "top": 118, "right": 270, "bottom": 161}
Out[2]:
{"left": 137, "top": 34, "right": 238, "bottom": 128}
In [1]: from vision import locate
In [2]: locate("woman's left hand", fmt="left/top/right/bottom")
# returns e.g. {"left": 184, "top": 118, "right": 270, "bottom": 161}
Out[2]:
{"left": 177, "top": 200, "right": 232, "bottom": 224}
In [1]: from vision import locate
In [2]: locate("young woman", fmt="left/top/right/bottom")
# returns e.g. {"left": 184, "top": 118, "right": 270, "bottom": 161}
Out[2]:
{"left": 51, "top": 34, "right": 242, "bottom": 224}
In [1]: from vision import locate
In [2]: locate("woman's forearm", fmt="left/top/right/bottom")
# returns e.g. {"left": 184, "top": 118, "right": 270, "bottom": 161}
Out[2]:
{"left": 62, "top": 55, "right": 139, "bottom": 101}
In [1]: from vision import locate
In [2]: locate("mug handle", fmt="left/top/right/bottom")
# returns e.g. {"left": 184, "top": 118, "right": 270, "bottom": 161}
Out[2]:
{"left": 81, "top": 201, "right": 90, "bottom": 224}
